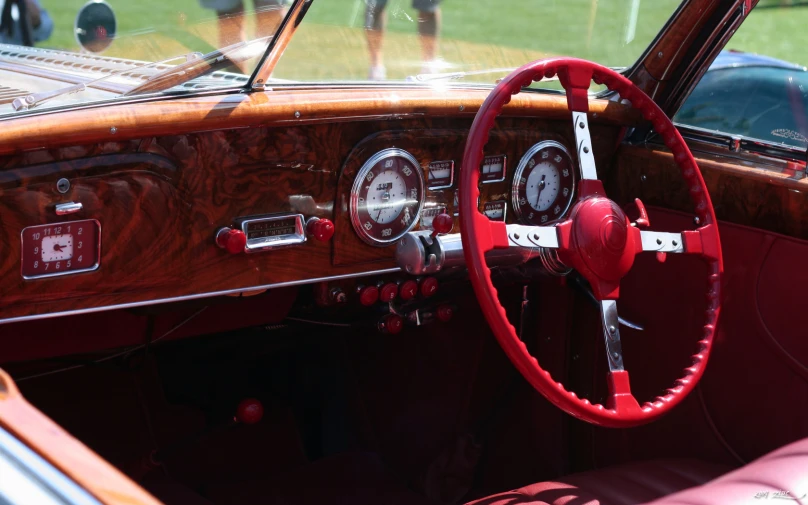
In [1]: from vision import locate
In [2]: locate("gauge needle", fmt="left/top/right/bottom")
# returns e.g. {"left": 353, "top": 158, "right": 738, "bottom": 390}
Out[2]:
{"left": 535, "top": 175, "right": 546, "bottom": 208}
{"left": 53, "top": 244, "right": 65, "bottom": 252}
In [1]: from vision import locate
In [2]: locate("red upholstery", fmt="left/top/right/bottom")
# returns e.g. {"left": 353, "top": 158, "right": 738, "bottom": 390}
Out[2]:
{"left": 466, "top": 459, "right": 730, "bottom": 505}
{"left": 468, "top": 437, "right": 808, "bottom": 505}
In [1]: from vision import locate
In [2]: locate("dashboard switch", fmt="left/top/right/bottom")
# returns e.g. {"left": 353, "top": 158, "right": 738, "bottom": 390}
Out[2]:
{"left": 437, "top": 305, "right": 454, "bottom": 323}
{"left": 399, "top": 280, "right": 419, "bottom": 301}
{"left": 431, "top": 213, "right": 453, "bottom": 238}
{"left": 330, "top": 288, "right": 348, "bottom": 305}
{"left": 379, "top": 282, "right": 399, "bottom": 303}
{"left": 378, "top": 314, "right": 404, "bottom": 335}
{"left": 235, "top": 399, "right": 264, "bottom": 425}
{"left": 216, "top": 227, "right": 246, "bottom": 254}
{"left": 307, "top": 218, "right": 335, "bottom": 242}
{"left": 419, "top": 276, "right": 439, "bottom": 298}
{"left": 357, "top": 285, "right": 380, "bottom": 306}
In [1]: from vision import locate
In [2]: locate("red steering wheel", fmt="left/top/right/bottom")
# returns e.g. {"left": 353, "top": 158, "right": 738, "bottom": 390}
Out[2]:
{"left": 460, "top": 58, "right": 723, "bottom": 428}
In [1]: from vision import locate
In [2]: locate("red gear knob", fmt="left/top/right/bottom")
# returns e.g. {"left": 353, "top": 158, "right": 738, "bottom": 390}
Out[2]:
{"left": 216, "top": 227, "right": 247, "bottom": 254}
{"left": 235, "top": 398, "right": 264, "bottom": 425}
{"left": 431, "top": 213, "right": 453, "bottom": 237}
{"left": 307, "top": 218, "right": 335, "bottom": 242}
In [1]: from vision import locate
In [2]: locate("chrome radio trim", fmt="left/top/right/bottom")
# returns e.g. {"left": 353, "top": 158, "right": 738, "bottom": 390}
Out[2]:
{"left": 238, "top": 214, "right": 306, "bottom": 252}
{"left": 20, "top": 219, "right": 101, "bottom": 281}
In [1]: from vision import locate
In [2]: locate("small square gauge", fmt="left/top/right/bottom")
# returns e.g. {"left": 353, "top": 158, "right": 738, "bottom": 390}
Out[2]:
{"left": 483, "top": 201, "right": 507, "bottom": 221}
{"left": 480, "top": 154, "right": 507, "bottom": 183}
{"left": 427, "top": 160, "right": 454, "bottom": 189}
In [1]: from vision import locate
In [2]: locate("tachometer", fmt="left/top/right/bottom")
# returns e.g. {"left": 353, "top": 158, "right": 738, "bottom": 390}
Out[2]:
{"left": 350, "top": 148, "right": 425, "bottom": 246}
{"left": 511, "top": 141, "right": 575, "bottom": 225}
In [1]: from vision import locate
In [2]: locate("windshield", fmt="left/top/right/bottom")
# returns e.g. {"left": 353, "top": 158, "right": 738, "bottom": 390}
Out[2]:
{"left": 0, "top": 0, "right": 682, "bottom": 116}
{"left": 274, "top": 0, "right": 683, "bottom": 84}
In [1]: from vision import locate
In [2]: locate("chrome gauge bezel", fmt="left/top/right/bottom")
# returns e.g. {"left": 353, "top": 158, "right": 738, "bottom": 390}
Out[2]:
{"left": 511, "top": 140, "right": 576, "bottom": 225}
{"left": 350, "top": 148, "right": 426, "bottom": 247}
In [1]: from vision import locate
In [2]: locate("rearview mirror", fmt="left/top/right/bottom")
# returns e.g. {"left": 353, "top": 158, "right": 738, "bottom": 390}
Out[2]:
{"left": 75, "top": 0, "right": 116, "bottom": 53}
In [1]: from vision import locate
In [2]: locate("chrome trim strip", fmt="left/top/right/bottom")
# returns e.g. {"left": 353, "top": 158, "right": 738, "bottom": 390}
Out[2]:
{"left": 0, "top": 267, "right": 403, "bottom": 325}
{"left": 0, "top": 426, "right": 102, "bottom": 505}
{"left": 239, "top": 214, "right": 306, "bottom": 252}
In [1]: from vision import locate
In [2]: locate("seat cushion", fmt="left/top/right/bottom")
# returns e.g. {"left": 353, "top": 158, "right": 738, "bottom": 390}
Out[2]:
{"left": 466, "top": 459, "right": 732, "bottom": 505}
{"left": 646, "top": 437, "right": 808, "bottom": 505}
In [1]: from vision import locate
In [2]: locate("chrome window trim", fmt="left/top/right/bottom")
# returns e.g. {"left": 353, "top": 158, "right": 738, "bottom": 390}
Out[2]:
{"left": 643, "top": 124, "right": 806, "bottom": 175}
{"left": 0, "top": 426, "right": 101, "bottom": 505}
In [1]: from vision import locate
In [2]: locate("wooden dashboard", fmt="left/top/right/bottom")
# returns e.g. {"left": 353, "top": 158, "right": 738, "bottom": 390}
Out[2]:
{"left": 0, "top": 88, "right": 633, "bottom": 323}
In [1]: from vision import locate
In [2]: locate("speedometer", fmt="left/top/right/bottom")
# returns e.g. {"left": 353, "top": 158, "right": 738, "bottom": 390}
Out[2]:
{"left": 511, "top": 141, "right": 576, "bottom": 226}
{"left": 350, "top": 148, "right": 425, "bottom": 246}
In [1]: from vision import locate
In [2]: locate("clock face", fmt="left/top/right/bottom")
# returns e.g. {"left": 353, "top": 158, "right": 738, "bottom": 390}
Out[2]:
{"left": 350, "top": 149, "right": 425, "bottom": 246}
{"left": 41, "top": 234, "right": 74, "bottom": 262}
{"left": 512, "top": 141, "right": 576, "bottom": 226}
{"left": 20, "top": 220, "right": 100, "bottom": 279}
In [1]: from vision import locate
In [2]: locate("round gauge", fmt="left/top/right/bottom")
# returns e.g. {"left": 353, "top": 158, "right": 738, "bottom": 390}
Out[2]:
{"left": 350, "top": 148, "right": 425, "bottom": 246}
{"left": 511, "top": 141, "right": 576, "bottom": 226}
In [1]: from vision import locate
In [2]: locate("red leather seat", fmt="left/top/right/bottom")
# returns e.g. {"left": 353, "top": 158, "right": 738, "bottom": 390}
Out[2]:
{"left": 467, "top": 436, "right": 808, "bottom": 505}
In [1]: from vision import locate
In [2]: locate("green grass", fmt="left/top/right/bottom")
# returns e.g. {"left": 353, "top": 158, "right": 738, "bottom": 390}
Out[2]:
{"left": 38, "top": 1, "right": 808, "bottom": 81}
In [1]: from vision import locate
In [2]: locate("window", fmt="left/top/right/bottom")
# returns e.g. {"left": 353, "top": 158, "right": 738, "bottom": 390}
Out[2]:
{"left": 675, "top": 2, "right": 808, "bottom": 148}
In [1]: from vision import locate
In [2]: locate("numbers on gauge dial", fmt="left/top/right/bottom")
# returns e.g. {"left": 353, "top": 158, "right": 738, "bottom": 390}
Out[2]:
{"left": 512, "top": 141, "right": 575, "bottom": 226}
{"left": 350, "top": 149, "right": 425, "bottom": 246}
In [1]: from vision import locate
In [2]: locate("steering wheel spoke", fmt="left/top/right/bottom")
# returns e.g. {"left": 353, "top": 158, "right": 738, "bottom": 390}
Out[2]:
{"left": 572, "top": 112, "right": 598, "bottom": 181}
{"left": 639, "top": 230, "right": 685, "bottom": 254}
{"left": 505, "top": 223, "right": 561, "bottom": 249}
{"left": 599, "top": 300, "right": 625, "bottom": 371}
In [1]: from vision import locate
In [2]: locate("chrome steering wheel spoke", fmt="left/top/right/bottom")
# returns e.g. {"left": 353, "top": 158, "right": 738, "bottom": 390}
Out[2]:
{"left": 505, "top": 223, "right": 560, "bottom": 249}
{"left": 599, "top": 300, "right": 625, "bottom": 372}
{"left": 639, "top": 230, "right": 685, "bottom": 253}
{"left": 572, "top": 112, "right": 598, "bottom": 181}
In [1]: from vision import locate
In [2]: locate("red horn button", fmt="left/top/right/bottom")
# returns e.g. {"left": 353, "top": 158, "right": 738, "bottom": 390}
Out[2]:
{"left": 561, "top": 197, "right": 639, "bottom": 299}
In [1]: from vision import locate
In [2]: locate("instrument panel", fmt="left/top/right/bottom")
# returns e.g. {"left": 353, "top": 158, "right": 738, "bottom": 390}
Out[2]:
{"left": 0, "top": 114, "right": 622, "bottom": 323}
{"left": 344, "top": 137, "right": 579, "bottom": 248}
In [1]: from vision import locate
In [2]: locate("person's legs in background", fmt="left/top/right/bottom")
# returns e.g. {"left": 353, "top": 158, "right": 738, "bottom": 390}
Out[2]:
{"left": 414, "top": 0, "right": 441, "bottom": 74}
{"left": 364, "top": 0, "right": 388, "bottom": 80}
{"left": 200, "top": 0, "right": 246, "bottom": 48}
{"left": 254, "top": 0, "right": 286, "bottom": 38}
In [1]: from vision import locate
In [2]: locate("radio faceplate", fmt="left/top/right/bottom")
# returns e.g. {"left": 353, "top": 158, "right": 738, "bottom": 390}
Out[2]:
{"left": 237, "top": 214, "right": 306, "bottom": 252}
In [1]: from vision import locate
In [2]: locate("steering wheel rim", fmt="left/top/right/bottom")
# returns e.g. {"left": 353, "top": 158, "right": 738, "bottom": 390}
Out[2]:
{"left": 459, "top": 57, "right": 723, "bottom": 428}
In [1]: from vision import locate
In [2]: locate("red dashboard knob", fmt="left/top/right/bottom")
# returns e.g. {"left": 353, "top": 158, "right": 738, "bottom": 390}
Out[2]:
{"left": 216, "top": 227, "right": 246, "bottom": 254}
{"left": 419, "top": 276, "right": 439, "bottom": 298}
{"left": 431, "top": 213, "right": 453, "bottom": 237}
{"left": 378, "top": 314, "right": 404, "bottom": 335}
{"left": 307, "top": 218, "right": 335, "bottom": 242}
{"left": 399, "top": 280, "right": 419, "bottom": 301}
{"left": 235, "top": 398, "right": 264, "bottom": 425}
{"left": 379, "top": 282, "right": 399, "bottom": 303}
{"left": 358, "top": 285, "right": 380, "bottom": 306}
{"left": 436, "top": 305, "right": 454, "bottom": 323}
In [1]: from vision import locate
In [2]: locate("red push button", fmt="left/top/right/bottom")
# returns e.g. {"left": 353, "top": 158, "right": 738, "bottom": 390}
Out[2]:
{"left": 235, "top": 398, "right": 264, "bottom": 425}
{"left": 307, "top": 218, "right": 335, "bottom": 242}
{"left": 357, "top": 285, "right": 379, "bottom": 306}
{"left": 436, "top": 305, "right": 454, "bottom": 323}
{"left": 216, "top": 227, "right": 246, "bottom": 254}
{"left": 399, "top": 280, "right": 419, "bottom": 301}
{"left": 379, "top": 282, "right": 399, "bottom": 303}
{"left": 431, "top": 213, "right": 453, "bottom": 238}
{"left": 378, "top": 314, "right": 404, "bottom": 335}
{"left": 419, "top": 277, "right": 439, "bottom": 298}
